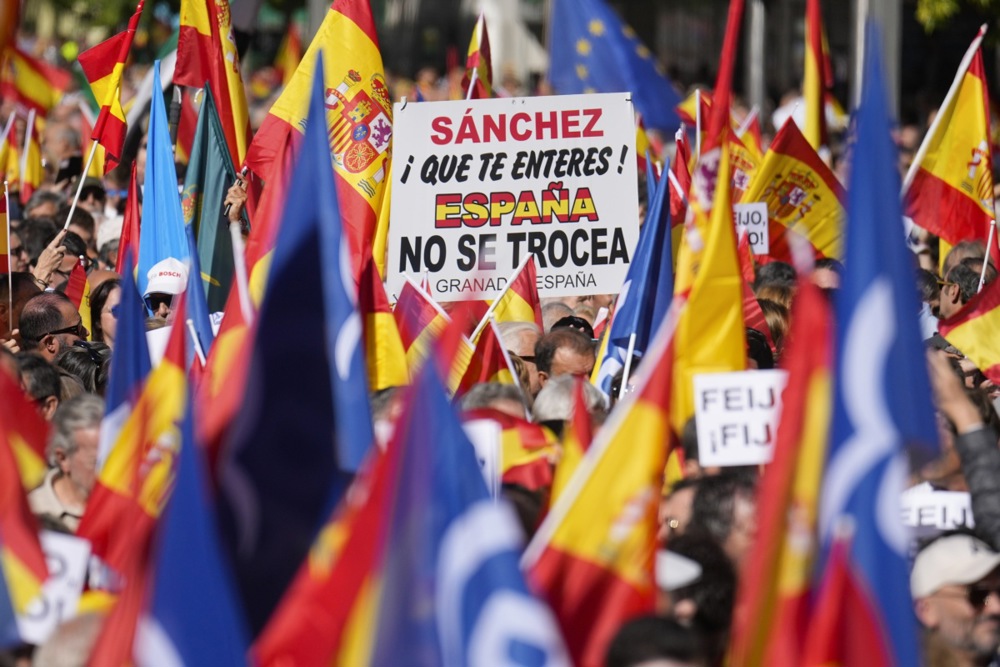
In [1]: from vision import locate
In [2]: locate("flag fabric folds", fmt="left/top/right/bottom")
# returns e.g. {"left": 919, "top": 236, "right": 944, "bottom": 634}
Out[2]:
{"left": 551, "top": 379, "right": 594, "bottom": 502}
{"left": 115, "top": 164, "right": 142, "bottom": 273}
{"left": 803, "top": 0, "right": 834, "bottom": 150}
{"left": 245, "top": 0, "right": 393, "bottom": 266}
{"left": 809, "top": 25, "right": 938, "bottom": 666}
{"left": 0, "top": 361, "right": 49, "bottom": 492}
{"left": 359, "top": 251, "right": 408, "bottom": 391}
{"left": 137, "top": 62, "right": 190, "bottom": 299}
{"left": 18, "top": 110, "right": 41, "bottom": 207}
{"left": 741, "top": 118, "right": 844, "bottom": 263}
{"left": 394, "top": 276, "right": 450, "bottom": 372}
{"left": 549, "top": 0, "right": 680, "bottom": 133}
{"left": 259, "top": 358, "right": 569, "bottom": 665}
{"left": 939, "top": 277, "right": 1000, "bottom": 382}
{"left": 483, "top": 254, "right": 543, "bottom": 332}
{"left": 0, "top": 47, "right": 69, "bottom": 116}
{"left": 728, "top": 280, "right": 833, "bottom": 666}
{"left": 456, "top": 318, "right": 517, "bottom": 396}
{"left": 524, "top": 302, "right": 680, "bottom": 667}
{"left": 181, "top": 84, "right": 238, "bottom": 313}
{"left": 184, "top": 225, "right": 216, "bottom": 363}
{"left": 76, "top": 1, "right": 143, "bottom": 164}
{"left": 274, "top": 21, "right": 302, "bottom": 87}
{"left": 216, "top": 58, "right": 374, "bottom": 635}
{"left": 176, "top": 0, "right": 251, "bottom": 166}
{"left": 903, "top": 25, "right": 995, "bottom": 252}
{"left": 63, "top": 256, "right": 91, "bottom": 341}
{"left": 134, "top": 399, "right": 250, "bottom": 666}
{"left": 463, "top": 13, "right": 493, "bottom": 99}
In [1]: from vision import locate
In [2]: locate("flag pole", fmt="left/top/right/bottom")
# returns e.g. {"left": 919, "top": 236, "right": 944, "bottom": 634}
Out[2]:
{"left": 465, "top": 68, "right": 478, "bottom": 101}
{"left": 618, "top": 333, "right": 637, "bottom": 401}
{"left": 229, "top": 221, "right": 254, "bottom": 325}
{"left": 901, "top": 24, "right": 987, "bottom": 196}
{"left": 62, "top": 140, "right": 101, "bottom": 230}
{"left": 695, "top": 90, "right": 702, "bottom": 160}
{"left": 470, "top": 253, "right": 533, "bottom": 342}
{"left": 4, "top": 180, "right": 12, "bottom": 337}
{"left": 185, "top": 318, "right": 207, "bottom": 366}
{"left": 978, "top": 219, "right": 996, "bottom": 294}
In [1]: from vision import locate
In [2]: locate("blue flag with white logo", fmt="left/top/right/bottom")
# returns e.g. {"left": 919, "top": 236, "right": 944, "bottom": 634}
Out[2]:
{"left": 137, "top": 62, "right": 189, "bottom": 300}
{"left": 549, "top": 0, "right": 681, "bottom": 133}
{"left": 371, "top": 361, "right": 569, "bottom": 666}
{"left": 815, "top": 23, "right": 938, "bottom": 666}
{"left": 217, "top": 52, "right": 375, "bottom": 635}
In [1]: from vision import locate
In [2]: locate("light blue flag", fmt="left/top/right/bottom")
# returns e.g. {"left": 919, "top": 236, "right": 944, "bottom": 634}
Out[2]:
{"left": 815, "top": 23, "right": 939, "bottom": 667}
{"left": 137, "top": 61, "right": 189, "bottom": 301}
{"left": 549, "top": 0, "right": 681, "bottom": 132}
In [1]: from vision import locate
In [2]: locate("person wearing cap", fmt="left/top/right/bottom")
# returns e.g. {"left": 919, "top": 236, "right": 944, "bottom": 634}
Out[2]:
{"left": 143, "top": 258, "right": 189, "bottom": 321}
{"left": 912, "top": 532, "right": 1000, "bottom": 667}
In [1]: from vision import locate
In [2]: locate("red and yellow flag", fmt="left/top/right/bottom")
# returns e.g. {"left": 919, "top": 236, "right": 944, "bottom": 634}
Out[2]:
{"left": 481, "top": 254, "right": 543, "bottom": 332}
{"left": 0, "top": 113, "right": 17, "bottom": 191}
{"left": 176, "top": 0, "right": 251, "bottom": 167}
{"left": 464, "top": 408, "right": 558, "bottom": 491}
{"left": 63, "top": 256, "right": 92, "bottom": 341}
{"left": 550, "top": 378, "right": 594, "bottom": 502}
{"left": 524, "top": 305, "right": 679, "bottom": 667}
{"left": 77, "top": 308, "right": 187, "bottom": 572}
{"left": 803, "top": 0, "right": 834, "bottom": 150}
{"left": 729, "top": 281, "right": 832, "bottom": 666}
{"left": 394, "top": 276, "right": 451, "bottom": 372}
{"left": 463, "top": 12, "right": 493, "bottom": 99}
{"left": 903, "top": 26, "right": 995, "bottom": 251}
{"left": 939, "top": 275, "right": 1000, "bottom": 383}
{"left": 115, "top": 163, "right": 142, "bottom": 273}
{"left": 730, "top": 130, "right": 760, "bottom": 203}
{"left": 19, "top": 110, "right": 42, "bottom": 206}
{"left": 274, "top": 21, "right": 303, "bottom": 88}
{"left": 359, "top": 252, "right": 408, "bottom": 391}
{"left": 740, "top": 118, "right": 845, "bottom": 263}
{"left": 456, "top": 318, "right": 516, "bottom": 396}
{"left": 0, "top": 47, "right": 69, "bottom": 116}
{"left": 675, "top": 89, "right": 712, "bottom": 129}
{"left": 246, "top": 0, "right": 392, "bottom": 269}
{"left": 77, "top": 1, "right": 143, "bottom": 164}
{"left": 0, "top": 368, "right": 49, "bottom": 493}
{"left": 173, "top": 89, "right": 198, "bottom": 166}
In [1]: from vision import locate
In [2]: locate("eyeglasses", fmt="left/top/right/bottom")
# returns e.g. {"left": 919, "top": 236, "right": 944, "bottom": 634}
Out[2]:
{"left": 145, "top": 293, "right": 173, "bottom": 311}
{"left": 10, "top": 245, "right": 26, "bottom": 257}
{"left": 969, "top": 584, "right": 1000, "bottom": 610}
{"left": 36, "top": 320, "right": 86, "bottom": 341}
{"left": 72, "top": 340, "right": 103, "bottom": 365}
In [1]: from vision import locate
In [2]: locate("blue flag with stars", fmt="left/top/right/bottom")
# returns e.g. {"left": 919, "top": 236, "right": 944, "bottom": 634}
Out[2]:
{"left": 549, "top": 0, "right": 681, "bottom": 133}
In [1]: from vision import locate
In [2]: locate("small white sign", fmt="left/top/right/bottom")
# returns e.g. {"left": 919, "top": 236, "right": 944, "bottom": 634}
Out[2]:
{"left": 734, "top": 202, "right": 769, "bottom": 255}
{"left": 463, "top": 419, "right": 502, "bottom": 499}
{"left": 694, "top": 369, "right": 788, "bottom": 467}
{"left": 901, "top": 484, "right": 974, "bottom": 535}
{"left": 18, "top": 531, "right": 91, "bottom": 645}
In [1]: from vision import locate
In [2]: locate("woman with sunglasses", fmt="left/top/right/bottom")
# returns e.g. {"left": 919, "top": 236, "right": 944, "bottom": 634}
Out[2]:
{"left": 89, "top": 278, "right": 121, "bottom": 349}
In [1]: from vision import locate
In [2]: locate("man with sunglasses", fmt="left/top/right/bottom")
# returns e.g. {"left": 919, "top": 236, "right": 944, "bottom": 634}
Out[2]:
{"left": 913, "top": 532, "right": 1000, "bottom": 667}
{"left": 18, "top": 292, "right": 88, "bottom": 362}
{"left": 143, "top": 257, "right": 188, "bottom": 322}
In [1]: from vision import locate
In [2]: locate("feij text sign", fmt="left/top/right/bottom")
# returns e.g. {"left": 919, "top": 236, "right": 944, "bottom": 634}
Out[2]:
{"left": 694, "top": 370, "right": 788, "bottom": 467}
{"left": 387, "top": 93, "right": 640, "bottom": 301}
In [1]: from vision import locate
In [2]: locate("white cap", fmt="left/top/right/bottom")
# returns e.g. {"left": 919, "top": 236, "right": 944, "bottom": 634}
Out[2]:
{"left": 911, "top": 534, "right": 1000, "bottom": 599}
{"left": 655, "top": 549, "right": 702, "bottom": 591}
{"left": 144, "top": 258, "right": 189, "bottom": 297}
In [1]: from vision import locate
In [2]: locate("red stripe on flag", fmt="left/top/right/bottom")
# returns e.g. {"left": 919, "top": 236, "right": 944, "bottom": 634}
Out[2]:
{"left": 906, "top": 167, "right": 993, "bottom": 246}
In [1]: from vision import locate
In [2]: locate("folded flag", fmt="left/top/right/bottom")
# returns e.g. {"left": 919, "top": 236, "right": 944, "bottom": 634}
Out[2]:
{"left": 463, "top": 12, "right": 493, "bottom": 99}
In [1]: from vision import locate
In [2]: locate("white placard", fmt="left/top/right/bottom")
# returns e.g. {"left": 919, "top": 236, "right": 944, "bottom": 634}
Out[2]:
{"left": 463, "top": 419, "right": 502, "bottom": 499}
{"left": 733, "top": 202, "right": 769, "bottom": 254}
{"left": 694, "top": 369, "right": 788, "bottom": 467}
{"left": 18, "top": 531, "right": 91, "bottom": 645}
{"left": 901, "top": 483, "right": 974, "bottom": 535}
{"left": 387, "top": 93, "right": 641, "bottom": 301}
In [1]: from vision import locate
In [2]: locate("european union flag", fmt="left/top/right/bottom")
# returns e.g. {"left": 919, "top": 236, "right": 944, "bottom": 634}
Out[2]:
{"left": 371, "top": 360, "right": 569, "bottom": 665}
{"left": 137, "top": 62, "right": 189, "bottom": 300}
{"left": 217, "top": 52, "right": 375, "bottom": 635}
{"left": 815, "top": 23, "right": 938, "bottom": 666}
{"left": 550, "top": 0, "right": 681, "bottom": 133}
{"left": 97, "top": 249, "right": 150, "bottom": 467}
{"left": 136, "top": 396, "right": 250, "bottom": 666}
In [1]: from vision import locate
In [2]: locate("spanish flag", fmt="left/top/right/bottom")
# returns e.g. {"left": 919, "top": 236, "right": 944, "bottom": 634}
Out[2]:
{"left": 939, "top": 275, "right": 1000, "bottom": 383}
{"left": 729, "top": 130, "right": 760, "bottom": 203}
{"left": 0, "top": 113, "right": 17, "bottom": 191}
{"left": 76, "top": 0, "right": 143, "bottom": 164}
{"left": 480, "top": 254, "right": 543, "bottom": 332}
{"left": 728, "top": 281, "right": 832, "bottom": 666}
{"left": 359, "top": 251, "right": 408, "bottom": 391}
{"left": 0, "top": 369, "right": 49, "bottom": 493}
{"left": 524, "top": 302, "right": 680, "bottom": 667}
{"left": 63, "top": 256, "right": 91, "bottom": 342}
{"left": 455, "top": 318, "right": 517, "bottom": 396}
{"left": 803, "top": 0, "right": 834, "bottom": 150}
{"left": 246, "top": 0, "right": 392, "bottom": 269}
{"left": 114, "top": 163, "right": 141, "bottom": 273}
{"left": 274, "top": 21, "right": 303, "bottom": 88}
{"left": 394, "top": 275, "right": 452, "bottom": 372}
{"left": 740, "top": 118, "right": 845, "bottom": 263}
{"left": 463, "top": 12, "right": 493, "bottom": 99}
{"left": 550, "top": 378, "right": 594, "bottom": 502}
{"left": 675, "top": 88, "right": 712, "bottom": 129}
{"left": 464, "top": 408, "right": 558, "bottom": 490}
{"left": 176, "top": 0, "right": 251, "bottom": 167}
{"left": 0, "top": 47, "right": 69, "bottom": 116}
{"left": 903, "top": 25, "right": 995, "bottom": 252}
{"left": 18, "top": 110, "right": 42, "bottom": 206}
{"left": 0, "top": 411, "right": 47, "bottom": 643}
{"left": 77, "top": 305, "right": 187, "bottom": 572}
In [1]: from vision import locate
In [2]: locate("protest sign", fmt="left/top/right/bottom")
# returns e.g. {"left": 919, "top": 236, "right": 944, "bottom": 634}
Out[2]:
{"left": 19, "top": 531, "right": 91, "bottom": 645}
{"left": 733, "top": 202, "right": 769, "bottom": 254}
{"left": 387, "top": 93, "right": 641, "bottom": 301}
{"left": 901, "top": 483, "right": 974, "bottom": 539}
{"left": 694, "top": 370, "right": 788, "bottom": 467}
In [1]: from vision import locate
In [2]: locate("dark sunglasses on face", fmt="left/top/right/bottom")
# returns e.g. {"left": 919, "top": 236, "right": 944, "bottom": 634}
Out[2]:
{"left": 968, "top": 584, "right": 1000, "bottom": 611}
{"left": 145, "top": 294, "right": 173, "bottom": 311}
{"left": 37, "top": 320, "right": 86, "bottom": 341}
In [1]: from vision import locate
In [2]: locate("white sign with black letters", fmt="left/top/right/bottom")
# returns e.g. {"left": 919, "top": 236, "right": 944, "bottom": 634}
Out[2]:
{"left": 733, "top": 202, "right": 769, "bottom": 255}
{"left": 18, "top": 531, "right": 91, "bottom": 645}
{"left": 694, "top": 370, "right": 788, "bottom": 467}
